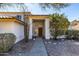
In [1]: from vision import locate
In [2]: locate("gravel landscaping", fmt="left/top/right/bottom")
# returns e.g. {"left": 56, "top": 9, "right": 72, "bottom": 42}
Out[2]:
{"left": 1, "top": 38, "right": 79, "bottom": 56}
{"left": 43, "top": 39, "right": 79, "bottom": 56}
{"left": 0, "top": 38, "right": 47, "bottom": 56}
{"left": 0, "top": 39, "right": 34, "bottom": 56}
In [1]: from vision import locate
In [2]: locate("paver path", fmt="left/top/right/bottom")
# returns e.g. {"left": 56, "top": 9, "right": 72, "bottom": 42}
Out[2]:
{"left": 6, "top": 38, "right": 47, "bottom": 56}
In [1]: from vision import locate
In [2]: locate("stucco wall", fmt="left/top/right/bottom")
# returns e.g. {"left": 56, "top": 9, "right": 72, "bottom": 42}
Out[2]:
{"left": 0, "top": 22, "right": 24, "bottom": 43}
{"left": 13, "top": 22, "right": 24, "bottom": 43}
{"left": 68, "top": 23, "right": 79, "bottom": 30}
{"left": 0, "top": 22, "right": 14, "bottom": 33}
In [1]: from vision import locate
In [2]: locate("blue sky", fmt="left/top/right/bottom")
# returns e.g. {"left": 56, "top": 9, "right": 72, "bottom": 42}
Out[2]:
{"left": 0, "top": 3, "right": 79, "bottom": 22}
{"left": 26, "top": 3, "right": 79, "bottom": 22}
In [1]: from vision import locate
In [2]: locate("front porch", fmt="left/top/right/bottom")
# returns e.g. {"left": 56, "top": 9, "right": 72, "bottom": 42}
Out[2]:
{"left": 27, "top": 15, "right": 50, "bottom": 40}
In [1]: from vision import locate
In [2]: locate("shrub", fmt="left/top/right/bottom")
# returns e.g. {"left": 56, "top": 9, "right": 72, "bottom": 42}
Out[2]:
{"left": 66, "top": 30, "right": 79, "bottom": 40}
{"left": 50, "top": 29, "right": 66, "bottom": 40}
{"left": 0, "top": 33, "right": 16, "bottom": 53}
{"left": 50, "top": 29, "right": 79, "bottom": 40}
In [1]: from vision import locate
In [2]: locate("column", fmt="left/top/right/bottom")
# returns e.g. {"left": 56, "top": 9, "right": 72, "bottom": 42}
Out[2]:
{"left": 45, "top": 18, "right": 50, "bottom": 39}
{"left": 29, "top": 18, "right": 32, "bottom": 39}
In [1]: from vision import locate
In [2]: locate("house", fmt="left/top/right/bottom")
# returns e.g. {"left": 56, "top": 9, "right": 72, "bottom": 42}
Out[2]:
{"left": 68, "top": 20, "right": 79, "bottom": 30}
{"left": 0, "top": 12, "right": 50, "bottom": 43}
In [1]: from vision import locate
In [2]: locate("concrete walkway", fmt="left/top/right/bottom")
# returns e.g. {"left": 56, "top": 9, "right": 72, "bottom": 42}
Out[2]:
{"left": 29, "top": 38, "right": 47, "bottom": 56}
{"left": 7, "top": 38, "right": 47, "bottom": 56}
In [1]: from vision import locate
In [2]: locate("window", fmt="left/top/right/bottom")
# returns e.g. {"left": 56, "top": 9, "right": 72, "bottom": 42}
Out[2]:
{"left": 16, "top": 15, "right": 22, "bottom": 20}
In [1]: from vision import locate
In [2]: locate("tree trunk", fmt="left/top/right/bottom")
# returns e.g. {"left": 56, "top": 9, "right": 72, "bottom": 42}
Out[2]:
{"left": 24, "top": 15, "right": 28, "bottom": 42}
{"left": 54, "top": 28, "right": 58, "bottom": 40}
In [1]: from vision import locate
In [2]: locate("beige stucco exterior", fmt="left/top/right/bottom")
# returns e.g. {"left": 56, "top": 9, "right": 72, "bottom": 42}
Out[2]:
{"left": 0, "top": 17, "right": 24, "bottom": 43}
{"left": 0, "top": 12, "right": 31, "bottom": 15}
{"left": 27, "top": 15, "right": 49, "bottom": 20}
{"left": 0, "top": 12, "right": 50, "bottom": 43}
{"left": 33, "top": 20, "right": 45, "bottom": 37}
{"left": 69, "top": 21, "right": 79, "bottom": 30}
{"left": 69, "top": 25, "right": 79, "bottom": 30}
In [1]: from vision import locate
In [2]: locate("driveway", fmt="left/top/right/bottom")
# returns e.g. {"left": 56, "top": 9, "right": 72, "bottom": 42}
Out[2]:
{"left": 6, "top": 38, "right": 47, "bottom": 56}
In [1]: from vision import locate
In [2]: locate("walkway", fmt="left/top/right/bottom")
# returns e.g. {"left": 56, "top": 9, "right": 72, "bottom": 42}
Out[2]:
{"left": 29, "top": 38, "right": 47, "bottom": 56}
{"left": 7, "top": 38, "right": 47, "bottom": 56}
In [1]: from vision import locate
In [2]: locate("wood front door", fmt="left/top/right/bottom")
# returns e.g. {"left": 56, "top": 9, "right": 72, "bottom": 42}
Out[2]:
{"left": 38, "top": 27, "right": 43, "bottom": 37}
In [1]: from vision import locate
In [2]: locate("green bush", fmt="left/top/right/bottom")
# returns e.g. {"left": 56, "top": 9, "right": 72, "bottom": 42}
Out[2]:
{"left": 50, "top": 29, "right": 79, "bottom": 40}
{"left": 50, "top": 29, "right": 66, "bottom": 40}
{"left": 0, "top": 33, "right": 16, "bottom": 53}
{"left": 66, "top": 30, "right": 79, "bottom": 40}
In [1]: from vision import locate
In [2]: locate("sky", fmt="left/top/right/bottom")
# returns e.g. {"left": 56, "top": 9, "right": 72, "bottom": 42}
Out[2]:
{"left": 26, "top": 3, "right": 79, "bottom": 22}
{"left": 0, "top": 3, "right": 79, "bottom": 22}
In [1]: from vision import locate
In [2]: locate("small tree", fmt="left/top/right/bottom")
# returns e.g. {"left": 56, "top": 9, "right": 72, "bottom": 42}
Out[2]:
{"left": 17, "top": 3, "right": 29, "bottom": 42}
{"left": 39, "top": 3, "right": 70, "bottom": 11}
{"left": 50, "top": 13, "right": 70, "bottom": 40}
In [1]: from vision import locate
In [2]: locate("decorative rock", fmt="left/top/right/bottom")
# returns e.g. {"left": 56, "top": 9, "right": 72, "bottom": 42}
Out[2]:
{"left": 45, "top": 42, "right": 48, "bottom": 44}
{"left": 48, "top": 41, "right": 51, "bottom": 44}
{"left": 53, "top": 43, "right": 57, "bottom": 45}
{"left": 33, "top": 38, "right": 36, "bottom": 40}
